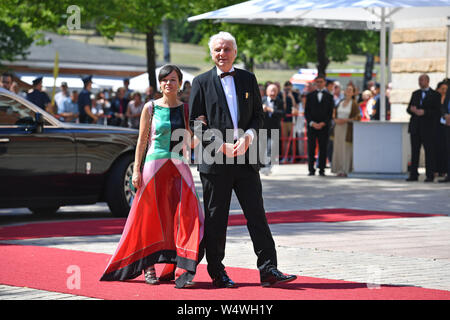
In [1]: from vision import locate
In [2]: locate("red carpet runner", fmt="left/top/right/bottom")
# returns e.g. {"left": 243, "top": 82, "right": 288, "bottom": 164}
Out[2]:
{"left": 1, "top": 244, "right": 449, "bottom": 300}
{"left": 0, "top": 208, "right": 444, "bottom": 240}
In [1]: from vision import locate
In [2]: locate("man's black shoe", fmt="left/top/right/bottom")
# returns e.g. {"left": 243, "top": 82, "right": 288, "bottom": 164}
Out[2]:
{"left": 308, "top": 172, "right": 315, "bottom": 176}
{"left": 439, "top": 177, "right": 450, "bottom": 183}
{"left": 406, "top": 176, "right": 418, "bottom": 181}
{"left": 424, "top": 177, "right": 434, "bottom": 182}
{"left": 212, "top": 271, "right": 236, "bottom": 288}
{"left": 319, "top": 171, "right": 326, "bottom": 176}
{"left": 260, "top": 269, "right": 297, "bottom": 287}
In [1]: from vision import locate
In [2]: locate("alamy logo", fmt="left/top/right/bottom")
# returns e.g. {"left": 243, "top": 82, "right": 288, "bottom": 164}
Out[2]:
{"left": 66, "top": 265, "right": 81, "bottom": 290}
{"left": 176, "top": 124, "right": 280, "bottom": 166}
{"left": 66, "top": 5, "right": 81, "bottom": 30}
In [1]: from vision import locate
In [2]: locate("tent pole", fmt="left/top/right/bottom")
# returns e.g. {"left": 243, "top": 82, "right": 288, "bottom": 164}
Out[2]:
{"left": 380, "top": 7, "right": 386, "bottom": 121}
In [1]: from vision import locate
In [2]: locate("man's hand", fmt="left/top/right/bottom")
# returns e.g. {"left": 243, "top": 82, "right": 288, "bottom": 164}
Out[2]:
{"left": 264, "top": 106, "right": 274, "bottom": 113}
{"left": 220, "top": 143, "right": 236, "bottom": 157}
{"left": 233, "top": 135, "right": 251, "bottom": 156}
{"left": 411, "top": 105, "right": 424, "bottom": 116}
{"left": 445, "top": 114, "right": 450, "bottom": 126}
{"left": 196, "top": 115, "right": 207, "bottom": 126}
{"left": 312, "top": 122, "right": 321, "bottom": 130}
{"left": 312, "top": 122, "right": 325, "bottom": 130}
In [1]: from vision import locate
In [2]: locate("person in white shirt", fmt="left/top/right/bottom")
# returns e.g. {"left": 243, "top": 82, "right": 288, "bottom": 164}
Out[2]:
{"left": 189, "top": 31, "right": 297, "bottom": 289}
{"left": 54, "top": 82, "right": 70, "bottom": 112}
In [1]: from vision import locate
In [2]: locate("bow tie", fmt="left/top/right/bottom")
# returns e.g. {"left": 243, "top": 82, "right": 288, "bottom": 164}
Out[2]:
{"left": 219, "top": 70, "right": 236, "bottom": 78}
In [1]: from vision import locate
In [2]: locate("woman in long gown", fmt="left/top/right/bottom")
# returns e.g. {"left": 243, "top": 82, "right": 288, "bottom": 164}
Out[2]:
{"left": 100, "top": 65, "right": 204, "bottom": 289}
{"left": 331, "top": 84, "right": 361, "bottom": 177}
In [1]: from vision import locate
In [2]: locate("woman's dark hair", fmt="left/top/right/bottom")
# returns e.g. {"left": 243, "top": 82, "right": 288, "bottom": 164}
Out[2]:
{"left": 158, "top": 64, "right": 183, "bottom": 84}
{"left": 436, "top": 81, "right": 447, "bottom": 90}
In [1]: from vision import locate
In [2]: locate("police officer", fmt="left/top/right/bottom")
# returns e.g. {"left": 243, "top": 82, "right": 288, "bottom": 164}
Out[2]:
{"left": 78, "top": 75, "right": 98, "bottom": 124}
{"left": 26, "top": 77, "right": 52, "bottom": 113}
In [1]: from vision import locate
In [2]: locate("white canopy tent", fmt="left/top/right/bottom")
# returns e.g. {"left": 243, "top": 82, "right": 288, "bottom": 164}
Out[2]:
{"left": 129, "top": 67, "right": 195, "bottom": 92}
{"left": 189, "top": 0, "right": 450, "bottom": 121}
{"left": 21, "top": 75, "right": 105, "bottom": 90}
{"left": 21, "top": 67, "right": 195, "bottom": 95}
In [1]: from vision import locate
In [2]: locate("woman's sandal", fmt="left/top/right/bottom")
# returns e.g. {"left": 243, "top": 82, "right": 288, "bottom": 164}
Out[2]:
{"left": 144, "top": 266, "right": 159, "bottom": 285}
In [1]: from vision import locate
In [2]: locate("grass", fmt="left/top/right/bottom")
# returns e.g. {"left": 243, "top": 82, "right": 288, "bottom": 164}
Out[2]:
{"left": 67, "top": 29, "right": 378, "bottom": 85}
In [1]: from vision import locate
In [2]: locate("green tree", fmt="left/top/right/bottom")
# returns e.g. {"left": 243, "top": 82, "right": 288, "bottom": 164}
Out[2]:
{"left": 0, "top": 0, "right": 74, "bottom": 65}
{"left": 82, "top": 0, "right": 189, "bottom": 91}
{"left": 0, "top": 0, "right": 189, "bottom": 90}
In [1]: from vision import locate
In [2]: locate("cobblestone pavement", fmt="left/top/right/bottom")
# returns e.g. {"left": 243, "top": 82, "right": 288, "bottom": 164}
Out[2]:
{"left": 1, "top": 164, "right": 449, "bottom": 299}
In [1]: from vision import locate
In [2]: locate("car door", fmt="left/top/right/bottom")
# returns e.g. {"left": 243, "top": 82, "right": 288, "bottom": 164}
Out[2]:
{"left": 0, "top": 91, "right": 77, "bottom": 207}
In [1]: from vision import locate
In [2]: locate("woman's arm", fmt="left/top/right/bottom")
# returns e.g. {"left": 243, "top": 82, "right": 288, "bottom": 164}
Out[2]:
{"left": 132, "top": 103, "right": 151, "bottom": 189}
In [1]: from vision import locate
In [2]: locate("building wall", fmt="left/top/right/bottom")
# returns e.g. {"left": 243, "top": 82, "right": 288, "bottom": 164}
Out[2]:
{"left": 389, "top": 17, "right": 448, "bottom": 120}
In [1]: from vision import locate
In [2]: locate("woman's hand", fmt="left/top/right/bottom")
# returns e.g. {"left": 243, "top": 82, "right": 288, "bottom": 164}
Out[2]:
{"left": 132, "top": 170, "right": 142, "bottom": 190}
{"left": 190, "top": 115, "right": 207, "bottom": 149}
{"left": 196, "top": 115, "right": 207, "bottom": 126}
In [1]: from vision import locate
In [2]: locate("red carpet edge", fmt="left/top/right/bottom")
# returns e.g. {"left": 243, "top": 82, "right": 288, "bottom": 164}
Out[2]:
{"left": 0, "top": 244, "right": 449, "bottom": 300}
{"left": 0, "top": 208, "right": 445, "bottom": 241}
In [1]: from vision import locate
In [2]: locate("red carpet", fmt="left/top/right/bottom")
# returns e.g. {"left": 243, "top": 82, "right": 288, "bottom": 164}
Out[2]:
{"left": 0, "top": 209, "right": 444, "bottom": 240}
{"left": 0, "top": 244, "right": 449, "bottom": 300}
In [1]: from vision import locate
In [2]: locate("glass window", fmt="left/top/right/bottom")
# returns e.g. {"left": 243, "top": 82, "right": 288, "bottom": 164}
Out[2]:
{"left": 0, "top": 94, "right": 53, "bottom": 126}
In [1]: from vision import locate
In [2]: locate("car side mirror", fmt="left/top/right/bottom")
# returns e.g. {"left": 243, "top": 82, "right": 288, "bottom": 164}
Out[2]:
{"left": 35, "top": 112, "right": 44, "bottom": 133}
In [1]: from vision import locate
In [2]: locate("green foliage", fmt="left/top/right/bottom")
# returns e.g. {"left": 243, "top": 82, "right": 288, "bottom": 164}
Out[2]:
{"left": 0, "top": 0, "right": 75, "bottom": 62}
{"left": 0, "top": 20, "right": 33, "bottom": 62}
{"left": 0, "top": 0, "right": 380, "bottom": 76}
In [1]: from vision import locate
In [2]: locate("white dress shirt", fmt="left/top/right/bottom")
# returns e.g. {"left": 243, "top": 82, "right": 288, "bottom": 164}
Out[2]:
{"left": 217, "top": 67, "right": 239, "bottom": 140}
{"left": 216, "top": 67, "right": 255, "bottom": 142}
{"left": 317, "top": 89, "right": 323, "bottom": 103}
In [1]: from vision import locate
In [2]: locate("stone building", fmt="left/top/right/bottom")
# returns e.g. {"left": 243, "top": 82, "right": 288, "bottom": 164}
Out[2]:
{"left": 389, "top": 12, "right": 449, "bottom": 120}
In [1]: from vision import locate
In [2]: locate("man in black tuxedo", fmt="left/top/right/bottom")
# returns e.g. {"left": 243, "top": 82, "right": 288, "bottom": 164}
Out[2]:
{"left": 262, "top": 84, "right": 285, "bottom": 172}
{"left": 406, "top": 74, "right": 442, "bottom": 182}
{"left": 189, "top": 31, "right": 296, "bottom": 288}
{"left": 304, "top": 74, "right": 334, "bottom": 176}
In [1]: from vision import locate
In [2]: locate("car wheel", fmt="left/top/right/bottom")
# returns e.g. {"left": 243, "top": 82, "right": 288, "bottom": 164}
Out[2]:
{"left": 29, "top": 206, "right": 60, "bottom": 216}
{"left": 106, "top": 154, "right": 135, "bottom": 217}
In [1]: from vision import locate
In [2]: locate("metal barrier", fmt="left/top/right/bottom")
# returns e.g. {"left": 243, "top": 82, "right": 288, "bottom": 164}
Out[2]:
{"left": 279, "top": 113, "right": 308, "bottom": 164}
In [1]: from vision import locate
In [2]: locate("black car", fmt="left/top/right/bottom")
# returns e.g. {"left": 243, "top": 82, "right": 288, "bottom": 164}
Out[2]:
{"left": 0, "top": 87, "right": 138, "bottom": 217}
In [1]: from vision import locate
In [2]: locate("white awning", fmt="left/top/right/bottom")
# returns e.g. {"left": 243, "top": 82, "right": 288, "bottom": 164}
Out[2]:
{"left": 188, "top": 0, "right": 450, "bottom": 30}
{"left": 129, "top": 67, "right": 195, "bottom": 92}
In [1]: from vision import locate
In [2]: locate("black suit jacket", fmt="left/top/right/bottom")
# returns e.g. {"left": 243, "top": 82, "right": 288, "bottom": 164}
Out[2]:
{"left": 407, "top": 88, "right": 441, "bottom": 135}
{"left": 304, "top": 90, "right": 334, "bottom": 130}
{"left": 371, "top": 95, "right": 391, "bottom": 120}
{"left": 189, "top": 67, "right": 264, "bottom": 174}
{"left": 262, "top": 96, "right": 285, "bottom": 131}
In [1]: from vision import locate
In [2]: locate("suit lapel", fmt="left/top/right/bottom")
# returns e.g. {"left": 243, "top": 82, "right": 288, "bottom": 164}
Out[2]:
{"left": 233, "top": 69, "right": 244, "bottom": 124}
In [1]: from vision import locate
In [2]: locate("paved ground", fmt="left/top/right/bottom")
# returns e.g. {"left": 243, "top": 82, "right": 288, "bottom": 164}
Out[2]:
{"left": 1, "top": 164, "right": 449, "bottom": 299}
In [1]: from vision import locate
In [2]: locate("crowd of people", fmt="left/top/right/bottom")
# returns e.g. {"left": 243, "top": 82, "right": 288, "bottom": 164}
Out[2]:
{"left": 0, "top": 72, "right": 192, "bottom": 130}
{"left": 259, "top": 73, "right": 449, "bottom": 183}
{"left": 259, "top": 75, "right": 392, "bottom": 174}
{"left": 1, "top": 70, "right": 449, "bottom": 182}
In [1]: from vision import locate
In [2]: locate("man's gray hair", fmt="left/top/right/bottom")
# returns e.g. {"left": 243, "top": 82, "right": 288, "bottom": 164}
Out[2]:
{"left": 208, "top": 31, "right": 237, "bottom": 54}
